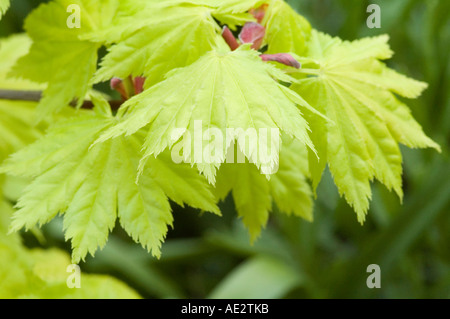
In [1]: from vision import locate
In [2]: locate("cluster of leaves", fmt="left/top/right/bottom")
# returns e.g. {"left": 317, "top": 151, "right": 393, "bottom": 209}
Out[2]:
{"left": 0, "top": 200, "right": 140, "bottom": 298}
{"left": 0, "top": 34, "right": 139, "bottom": 298}
{"left": 0, "top": 0, "right": 439, "bottom": 264}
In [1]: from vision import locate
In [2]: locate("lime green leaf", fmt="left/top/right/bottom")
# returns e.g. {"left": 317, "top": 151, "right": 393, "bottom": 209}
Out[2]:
{"left": 0, "top": 100, "right": 45, "bottom": 165}
{"left": 209, "top": 256, "right": 302, "bottom": 299}
{"left": 98, "top": 46, "right": 315, "bottom": 184}
{"left": 0, "top": 0, "right": 9, "bottom": 20}
{"left": 0, "top": 35, "right": 48, "bottom": 166}
{"left": 0, "top": 201, "right": 139, "bottom": 299}
{"left": 0, "top": 34, "right": 45, "bottom": 90}
{"left": 0, "top": 240, "right": 140, "bottom": 298}
{"left": 269, "top": 137, "right": 313, "bottom": 221}
{"left": 11, "top": 0, "right": 119, "bottom": 120}
{"left": 216, "top": 162, "right": 272, "bottom": 242}
{"left": 215, "top": 138, "right": 313, "bottom": 241}
{"left": 92, "top": 0, "right": 260, "bottom": 87}
{"left": 291, "top": 30, "right": 440, "bottom": 222}
{"left": 262, "top": 0, "right": 311, "bottom": 55}
{"left": 1, "top": 98, "right": 218, "bottom": 263}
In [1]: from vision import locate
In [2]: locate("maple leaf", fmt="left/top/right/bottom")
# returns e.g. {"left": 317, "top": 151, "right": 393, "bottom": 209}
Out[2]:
{"left": 0, "top": 35, "right": 47, "bottom": 166}
{"left": 0, "top": 200, "right": 140, "bottom": 298}
{"left": 97, "top": 45, "right": 320, "bottom": 183}
{"left": 214, "top": 137, "right": 313, "bottom": 241}
{"left": 91, "top": 0, "right": 262, "bottom": 88}
{"left": 10, "top": 0, "right": 119, "bottom": 120}
{"left": 0, "top": 95, "right": 219, "bottom": 263}
{"left": 290, "top": 30, "right": 440, "bottom": 222}
{"left": 262, "top": 0, "right": 311, "bottom": 55}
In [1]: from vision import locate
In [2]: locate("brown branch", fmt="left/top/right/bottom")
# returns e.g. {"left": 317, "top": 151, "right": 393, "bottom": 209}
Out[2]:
{"left": 0, "top": 89, "right": 123, "bottom": 111}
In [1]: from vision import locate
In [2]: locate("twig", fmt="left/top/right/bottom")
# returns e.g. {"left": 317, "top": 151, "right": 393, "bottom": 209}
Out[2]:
{"left": 0, "top": 89, "right": 123, "bottom": 111}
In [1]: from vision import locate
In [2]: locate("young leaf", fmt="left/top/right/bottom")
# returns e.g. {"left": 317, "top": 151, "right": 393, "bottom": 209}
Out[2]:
{"left": 92, "top": 0, "right": 260, "bottom": 87}
{"left": 262, "top": 0, "right": 311, "bottom": 55}
{"left": 11, "top": 0, "right": 119, "bottom": 120}
{"left": 0, "top": 34, "right": 45, "bottom": 90}
{"left": 0, "top": 35, "right": 47, "bottom": 165}
{"left": 97, "top": 45, "right": 316, "bottom": 183}
{"left": 290, "top": 30, "right": 440, "bottom": 222}
{"left": 214, "top": 137, "right": 313, "bottom": 241}
{"left": 0, "top": 203, "right": 140, "bottom": 299}
{"left": 0, "top": 98, "right": 219, "bottom": 263}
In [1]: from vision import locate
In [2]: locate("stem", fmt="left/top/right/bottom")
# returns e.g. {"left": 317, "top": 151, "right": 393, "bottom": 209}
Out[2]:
{"left": 222, "top": 26, "right": 240, "bottom": 51}
{"left": 0, "top": 89, "right": 123, "bottom": 111}
{"left": 0, "top": 89, "right": 42, "bottom": 102}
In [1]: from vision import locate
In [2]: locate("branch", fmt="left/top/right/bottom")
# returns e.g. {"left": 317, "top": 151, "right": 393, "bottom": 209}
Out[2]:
{"left": 0, "top": 89, "right": 123, "bottom": 111}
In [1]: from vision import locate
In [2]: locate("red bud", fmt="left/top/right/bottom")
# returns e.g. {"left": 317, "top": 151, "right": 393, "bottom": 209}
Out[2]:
{"left": 133, "top": 76, "right": 145, "bottom": 95}
{"left": 260, "top": 53, "right": 301, "bottom": 69}
{"left": 110, "top": 77, "right": 128, "bottom": 100}
{"left": 239, "top": 22, "right": 266, "bottom": 50}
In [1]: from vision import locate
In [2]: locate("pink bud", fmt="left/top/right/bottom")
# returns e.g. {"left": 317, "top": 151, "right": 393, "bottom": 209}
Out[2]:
{"left": 260, "top": 53, "right": 301, "bottom": 69}
{"left": 110, "top": 77, "right": 122, "bottom": 90}
{"left": 110, "top": 77, "right": 128, "bottom": 100}
{"left": 222, "top": 26, "right": 240, "bottom": 51}
{"left": 134, "top": 76, "right": 146, "bottom": 95}
{"left": 239, "top": 22, "right": 266, "bottom": 50}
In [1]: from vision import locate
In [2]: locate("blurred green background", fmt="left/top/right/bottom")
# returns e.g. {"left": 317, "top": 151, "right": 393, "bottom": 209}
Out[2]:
{"left": 1, "top": 0, "right": 449, "bottom": 298}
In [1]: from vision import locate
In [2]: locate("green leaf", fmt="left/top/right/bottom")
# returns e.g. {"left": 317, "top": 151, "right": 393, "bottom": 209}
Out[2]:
{"left": 215, "top": 137, "right": 313, "bottom": 241}
{"left": 290, "top": 30, "right": 440, "bottom": 222}
{"left": 262, "top": 0, "right": 311, "bottom": 55}
{"left": 0, "top": 101, "right": 45, "bottom": 165}
{"left": 0, "top": 237, "right": 140, "bottom": 298}
{"left": 0, "top": 97, "right": 219, "bottom": 263}
{"left": 0, "top": 34, "right": 44, "bottom": 90}
{"left": 209, "top": 255, "right": 302, "bottom": 299}
{"left": 0, "top": 0, "right": 9, "bottom": 20}
{"left": 216, "top": 161, "right": 272, "bottom": 242}
{"left": 0, "top": 35, "right": 47, "bottom": 166}
{"left": 11, "top": 0, "right": 119, "bottom": 120}
{"left": 269, "top": 136, "right": 313, "bottom": 221}
{"left": 98, "top": 45, "right": 316, "bottom": 183}
{"left": 92, "top": 0, "right": 260, "bottom": 87}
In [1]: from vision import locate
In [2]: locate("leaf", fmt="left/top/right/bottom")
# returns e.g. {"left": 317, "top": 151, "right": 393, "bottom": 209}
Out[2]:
{"left": 92, "top": 0, "right": 260, "bottom": 87}
{"left": 215, "top": 137, "right": 313, "bottom": 241}
{"left": 0, "top": 97, "right": 219, "bottom": 263}
{"left": 0, "top": 0, "right": 9, "bottom": 20}
{"left": 0, "top": 34, "right": 45, "bottom": 91}
{"left": 269, "top": 137, "right": 313, "bottom": 221}
{"left": 0, "top": 197, "right": 140, "bottom": 299}
{"left": 98, "top": 45, "right": 316, "bottom": 184}
{"left": 0, "top": 233, "right": 140, "bottom": 298}
{"left": 11, "top": 0, "right": 119, "bottom": 120}
{"left": 209, "top": 255, "right": 303, "bottom": 299}
{"left": 216, "top": 161, "right": 272, "bottom": 242}
{"left": 290, "top": 30, "right": 440, "bottom": 222}
{"left": 262, "top": 0, "right": 311, "bottom": 55}
{"left": 0, "top": 35, "right": 47, "bottom": 165}
{"left": 0, "top": 101, "right": 45, "bottom": 165}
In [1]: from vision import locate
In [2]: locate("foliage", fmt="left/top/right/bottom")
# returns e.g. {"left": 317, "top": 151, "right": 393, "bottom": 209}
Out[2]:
{"left": 0, "top": 0, "right": 448, "bottom": 299}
